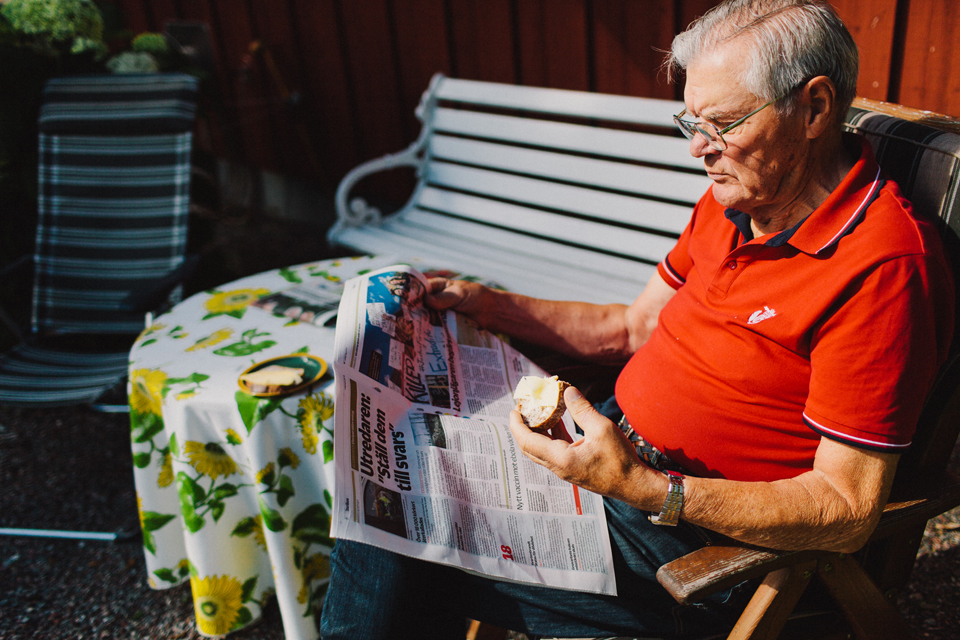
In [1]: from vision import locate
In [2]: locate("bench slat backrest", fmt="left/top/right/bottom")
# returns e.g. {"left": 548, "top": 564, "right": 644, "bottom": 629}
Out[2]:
{"left": 431, "top": 77, "right": 682, "bottom": 126}
{"left": 330, "top": 74, "right": 704, "bottom": 304}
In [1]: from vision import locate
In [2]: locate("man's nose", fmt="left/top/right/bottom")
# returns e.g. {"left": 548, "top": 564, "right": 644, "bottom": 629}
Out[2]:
{"left": 688, "top": 131, "right": 718, "bottom": 158}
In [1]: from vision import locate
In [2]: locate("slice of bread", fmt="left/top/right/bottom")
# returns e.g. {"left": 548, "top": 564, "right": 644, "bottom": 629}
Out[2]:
{"left": 240, "top": 364, "right": 304, "bottom": 394}
{"left": 514, "top": 375, "right": 568, "bottom": 431}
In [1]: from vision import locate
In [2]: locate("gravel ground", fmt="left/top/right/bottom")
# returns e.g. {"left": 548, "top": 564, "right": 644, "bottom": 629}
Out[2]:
{"left": 2, "top": 404, "right": 959, "bottom": 640}
{"left": 0, "top": 405, "right": 289, "bottom": 640}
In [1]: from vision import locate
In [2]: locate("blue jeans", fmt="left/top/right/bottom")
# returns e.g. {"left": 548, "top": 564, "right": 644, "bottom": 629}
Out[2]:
{"left": 319, "top": 497, "right": 751, "bottom": 639}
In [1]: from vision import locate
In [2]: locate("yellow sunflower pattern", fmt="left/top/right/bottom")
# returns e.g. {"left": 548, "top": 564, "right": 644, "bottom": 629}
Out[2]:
{"left": 130, "top": 368, "right": 167, "bottom": 416}
{"left": 231, "top": 448, "right": 312, "bottom": 545}
{"left": 298, "top": 554, "right": 331, "bottom": 604}
{"left": 157, "top": 450, "right": 173, "bottom": 488}
{"left": 190, "top": 574, "right": 246, "bottom": 636}
{"left": 295, "top": 393, "right": 334, "bottom": 456}
{"left": 187, "top": 327, "right": 234, "bottom": 352}
{"left": 176, "top": 440, "right": 246, "bottom": 533}
{"left": 252, "top": 514, "right": 267, "bottom": 550}
{"left": 183, "top": 441, "right": 239, "bottom": 480}
{"left": 256, "top": 462, "right": 276, "bottom": 485}
{"left": 203, "top": 288, "right": 270, "bottom": 320}
{"left": 130, "top": 258, "right": 387, "bottom": 638}
{"left": 278, "top": 447, "right": 300, "bottom": 469}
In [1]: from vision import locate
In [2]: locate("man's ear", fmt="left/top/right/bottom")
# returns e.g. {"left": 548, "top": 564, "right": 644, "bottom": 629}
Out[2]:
{"left": 804, "top": 75, "right": 838, "bottom": 139}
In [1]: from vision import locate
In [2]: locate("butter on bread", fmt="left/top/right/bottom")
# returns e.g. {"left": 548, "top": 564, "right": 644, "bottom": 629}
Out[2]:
{"left": 240, "top": 364, "right": 304, "bottom": 394}
{"left": 514, "top": 375, "right": 568, "bottom": 431}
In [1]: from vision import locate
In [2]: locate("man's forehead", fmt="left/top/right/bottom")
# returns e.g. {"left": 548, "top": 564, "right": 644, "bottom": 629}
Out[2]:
{"left": 684, "top": 42, "right": 757, "bottom": 118}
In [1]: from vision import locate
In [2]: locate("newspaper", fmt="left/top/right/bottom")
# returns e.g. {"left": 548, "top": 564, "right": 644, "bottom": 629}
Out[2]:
{"left": 330, "top": 265, "right": 617, "bottom": 595}
{"left": 251, "top": 278, "right": 344, "bottom": 327}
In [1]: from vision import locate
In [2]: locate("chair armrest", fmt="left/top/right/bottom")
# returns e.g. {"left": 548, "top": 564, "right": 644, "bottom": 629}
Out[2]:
{"left": 657, "top": 545, "right": 821, "bottom": 605}
{"left": 656, "top": 471, "right": 960, "bottom": 605}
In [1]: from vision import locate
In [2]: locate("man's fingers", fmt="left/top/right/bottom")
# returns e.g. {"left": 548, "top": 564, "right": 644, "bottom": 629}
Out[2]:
{"left": 424, "top": 278, "right": 461, "bottom": 310}
{"left": 509, "top": 410, "right": 567, "bottom": 462}
{"left": 563, "top": 385, "right": 607, "bottom": 434}
{"left": 426, "top": 277, "right": 452, "bottom": 294}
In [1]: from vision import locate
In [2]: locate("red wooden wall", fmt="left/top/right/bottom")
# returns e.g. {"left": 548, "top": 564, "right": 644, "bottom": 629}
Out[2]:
{"left": 110, "top": 0, "right": 960, "bottom": 196}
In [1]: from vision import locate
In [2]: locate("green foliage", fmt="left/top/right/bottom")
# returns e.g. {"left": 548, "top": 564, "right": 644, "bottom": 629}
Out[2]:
{"left": 0, "top": 0, "right": 107, "bottom": 59}
{"left": 131, "top": 31, "right": 168, "bottom": 54}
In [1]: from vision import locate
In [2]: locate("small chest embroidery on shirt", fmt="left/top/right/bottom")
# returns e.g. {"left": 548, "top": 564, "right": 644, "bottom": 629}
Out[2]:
{"left": 747, "top": 306, "right": 777, "bottom": 325}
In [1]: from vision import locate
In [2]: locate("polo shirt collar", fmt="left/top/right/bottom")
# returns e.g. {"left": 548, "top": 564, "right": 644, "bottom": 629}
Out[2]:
{"left": 724, "top": 133, "right": 885, "bottom": 255}
{"left": 724, "top": 208, "right": 806, "bottom": 246}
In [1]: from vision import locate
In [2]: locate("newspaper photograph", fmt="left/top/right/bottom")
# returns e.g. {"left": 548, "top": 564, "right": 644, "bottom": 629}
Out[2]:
{"left": 330, "top": 265, "right": 617, "bottom": 595}
{"left": 251, "top": 277, "right": 345, "bottom": 327}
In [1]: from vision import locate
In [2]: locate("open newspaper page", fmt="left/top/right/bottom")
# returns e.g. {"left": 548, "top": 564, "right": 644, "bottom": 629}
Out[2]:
{"left": 330, "top": 265, "right": 616, "bottom": 595}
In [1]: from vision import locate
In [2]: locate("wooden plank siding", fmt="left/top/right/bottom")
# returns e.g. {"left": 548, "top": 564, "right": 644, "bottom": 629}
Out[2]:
{"left": 109, "top": 0, "right": 960, "bottom": 204}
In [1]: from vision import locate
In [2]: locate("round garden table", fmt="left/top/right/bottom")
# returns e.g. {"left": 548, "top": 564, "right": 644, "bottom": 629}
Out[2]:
{"left": 129, "top": 255, "right": 401, "bottom": 639}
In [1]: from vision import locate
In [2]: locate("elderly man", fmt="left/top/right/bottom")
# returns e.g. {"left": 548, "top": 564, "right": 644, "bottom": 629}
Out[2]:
{"left": 320, "top": 0, "right": 955, "bottom": 637}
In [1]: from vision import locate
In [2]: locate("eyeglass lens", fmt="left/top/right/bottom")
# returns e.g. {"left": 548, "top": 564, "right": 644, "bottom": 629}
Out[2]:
{"left": 674, "top": 113, "right": 726, "bottom": 151}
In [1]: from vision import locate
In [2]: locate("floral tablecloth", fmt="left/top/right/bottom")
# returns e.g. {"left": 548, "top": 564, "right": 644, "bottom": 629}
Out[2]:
{"left": 129, "top": 255, "right": 401, "bottom": 639}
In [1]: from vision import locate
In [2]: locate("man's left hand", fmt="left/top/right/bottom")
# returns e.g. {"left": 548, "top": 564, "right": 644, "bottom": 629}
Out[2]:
{"left": 508, "top": 386, "right": 668, "bottom": 510}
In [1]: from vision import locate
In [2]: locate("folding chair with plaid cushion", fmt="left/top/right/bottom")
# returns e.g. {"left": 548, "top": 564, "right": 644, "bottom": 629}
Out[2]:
{"left": 0, "top": 73, "right": 198, "bottom": 409}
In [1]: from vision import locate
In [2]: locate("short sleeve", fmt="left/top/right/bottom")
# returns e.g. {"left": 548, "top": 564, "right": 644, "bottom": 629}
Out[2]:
{"left": 803, "top": 255, "right": 946, "bottom": 451}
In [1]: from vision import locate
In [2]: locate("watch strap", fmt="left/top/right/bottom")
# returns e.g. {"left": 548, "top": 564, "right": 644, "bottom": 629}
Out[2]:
{"left": 649, "top": 469, "right": 684, "bottom": 526}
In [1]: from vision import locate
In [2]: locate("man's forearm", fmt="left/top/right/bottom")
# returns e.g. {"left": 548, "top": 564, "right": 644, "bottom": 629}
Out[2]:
{"left": 471, "top": 288, "right": 636, "bottom": 364}
{"left": 681, "top": 476, "right": 884, "bottom": 552}
{"left": 672, "top": 442, "right": 898, "bottom": 553}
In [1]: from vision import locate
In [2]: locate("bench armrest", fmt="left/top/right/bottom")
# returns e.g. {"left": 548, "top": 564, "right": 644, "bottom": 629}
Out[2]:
{"left": 656, "top": 471, "right": 960, "bottom": 605}
{"left": 331, "top": 140, "right": 426, "bottom": 237}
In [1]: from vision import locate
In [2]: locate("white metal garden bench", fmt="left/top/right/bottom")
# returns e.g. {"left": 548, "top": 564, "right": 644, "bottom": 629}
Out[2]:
{"left": 328, "top": 73, "right": 708, "bottom": 304}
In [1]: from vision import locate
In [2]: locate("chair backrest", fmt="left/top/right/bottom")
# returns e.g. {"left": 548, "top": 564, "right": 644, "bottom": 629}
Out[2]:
{"left": 845, "top": 99, "right": 960, "bottom": 493}
{"left": 32, "top": 73, "right": 198, "bottom": 335}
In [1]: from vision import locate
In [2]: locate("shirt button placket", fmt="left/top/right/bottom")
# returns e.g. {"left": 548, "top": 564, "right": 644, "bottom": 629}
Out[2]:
{"left": 709, "top": 254, "right": 747, "bottom": 298}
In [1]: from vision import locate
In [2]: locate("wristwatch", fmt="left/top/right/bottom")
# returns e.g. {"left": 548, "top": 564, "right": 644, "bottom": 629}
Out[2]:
{"left": 649, "top": 470, "right": 684, "bottom": 526}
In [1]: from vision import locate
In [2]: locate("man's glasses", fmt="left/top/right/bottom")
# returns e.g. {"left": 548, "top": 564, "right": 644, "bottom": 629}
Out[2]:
{"left": 674, "top": 96, "right": 780, "bottom": 152}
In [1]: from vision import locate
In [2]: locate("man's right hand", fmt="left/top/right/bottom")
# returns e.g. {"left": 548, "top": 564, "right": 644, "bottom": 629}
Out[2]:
{"left": 425, "top": 278, "right": 491, "bottom": 321}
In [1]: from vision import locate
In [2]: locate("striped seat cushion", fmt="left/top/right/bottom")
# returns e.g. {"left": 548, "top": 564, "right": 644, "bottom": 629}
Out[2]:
{"left": 0, "top": 343, "right": 130, "bottom": 407}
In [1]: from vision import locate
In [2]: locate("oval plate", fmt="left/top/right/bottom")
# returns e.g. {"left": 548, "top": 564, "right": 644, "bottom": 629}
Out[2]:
{"left": 238, "top": 354, "right": 328, "bottom": 397}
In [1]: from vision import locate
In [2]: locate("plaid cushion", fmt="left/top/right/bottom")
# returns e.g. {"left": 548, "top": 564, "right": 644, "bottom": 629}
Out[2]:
{"left": 844, "top": 109, "right": 960, "bottom": 236}
{"left": 31, "top": 73, "right": 198, "bottom": 335}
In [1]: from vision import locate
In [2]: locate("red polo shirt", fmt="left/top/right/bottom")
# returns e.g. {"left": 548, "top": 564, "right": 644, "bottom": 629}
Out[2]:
{"left": 615, "top": 135, "right": 954, "bottom": 482}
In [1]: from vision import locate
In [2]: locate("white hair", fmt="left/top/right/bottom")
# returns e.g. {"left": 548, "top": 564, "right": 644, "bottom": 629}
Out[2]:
{"left": 667, "top": 0, "right": 859, "bottom": 118}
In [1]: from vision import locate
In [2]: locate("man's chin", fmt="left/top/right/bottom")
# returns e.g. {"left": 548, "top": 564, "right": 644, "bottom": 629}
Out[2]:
{"left": 710, "top": 184, "right": 746, "bottom": 210}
